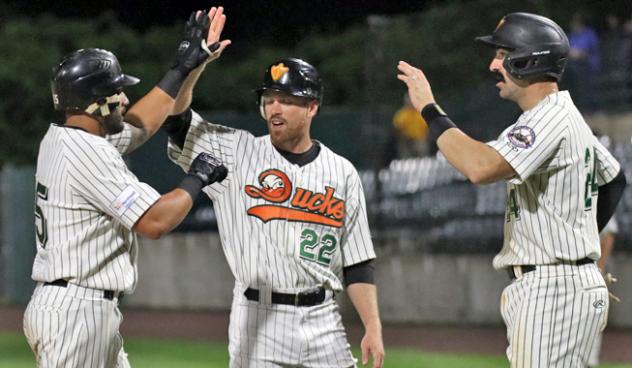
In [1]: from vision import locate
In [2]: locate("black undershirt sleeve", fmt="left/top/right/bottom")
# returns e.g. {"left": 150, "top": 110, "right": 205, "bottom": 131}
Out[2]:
{"left": 343, "top": 260, "right": 375, "bottom": 287}
{"left": 597, "top": 169, "right": 626, "bottom": 232}
{"left": 162, "top": 107, "right": 193, "bottom": 150}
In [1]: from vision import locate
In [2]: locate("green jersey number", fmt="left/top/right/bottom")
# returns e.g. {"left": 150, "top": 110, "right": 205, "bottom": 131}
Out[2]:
{"left": 299, "top": 228, "right": 338, "bottom": 266}
{"left": 506, "top": 188, "right": 520, "bottom": 221}
{"left": 584, "top": 148, "right": 598, "bottom": 210}
{"left": 34, "top": 182, "right": 49, "bottom": 248}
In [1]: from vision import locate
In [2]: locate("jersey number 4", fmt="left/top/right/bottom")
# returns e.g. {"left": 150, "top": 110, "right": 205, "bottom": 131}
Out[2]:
{"left": 584, "top": 148, "right": 598, "bottom": 211}
{"left": 506, "top": 189, "right": 520, "bottom": 221}
{"left": 299, "top": 228, "right": 338, "bottom": 266}
{"left": 34, "top": 182, "right": 49, "bottom": 248}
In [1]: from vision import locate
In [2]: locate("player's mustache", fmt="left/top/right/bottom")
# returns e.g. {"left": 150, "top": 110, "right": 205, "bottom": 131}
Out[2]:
{"left": 491, "top": 70, "right": 505, "bottom": 83}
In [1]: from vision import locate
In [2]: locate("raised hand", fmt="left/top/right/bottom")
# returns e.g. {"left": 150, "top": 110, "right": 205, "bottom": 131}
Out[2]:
{"left": 172, "top": 10, "right": 213, "bottom": 74}
{"left": 397, "top": 60, "right": 436, "bottom": 113}
{"left": 201, "top": 6, "right": 232, "bottom": 63}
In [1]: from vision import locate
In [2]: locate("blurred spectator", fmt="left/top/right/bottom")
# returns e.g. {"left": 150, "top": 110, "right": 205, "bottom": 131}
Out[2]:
{"left": 602, "top": 14, "right": 627, "bottom": 73}
{"left": 623, "top": 15, "right": 632, "bottom": 103}
{"left": 565, "top": 13, "right": 601, "bottom": 112}
{"left": 599, "top": 14, "right": 632, "bottom": 109}
{"left": 391, "top": 94, "right": 429, "bottom": 158}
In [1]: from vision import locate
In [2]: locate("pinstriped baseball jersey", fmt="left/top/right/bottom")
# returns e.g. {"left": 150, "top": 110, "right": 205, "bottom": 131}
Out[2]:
{"left": 31, "top": 123, "right": 160, "bottom": 293}
{"left": 167, "top": 110, "right": 376, "bottom": 293}
{"left": 487, "top": 91, "right": 621, "bottom": 269}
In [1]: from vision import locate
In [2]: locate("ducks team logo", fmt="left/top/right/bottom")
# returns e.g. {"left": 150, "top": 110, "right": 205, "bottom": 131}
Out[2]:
{"left": 245, "top": 169, "right": 345, "bottom": 227}
{"left": 270, "top": 63, "right": 289, "bottom": 82}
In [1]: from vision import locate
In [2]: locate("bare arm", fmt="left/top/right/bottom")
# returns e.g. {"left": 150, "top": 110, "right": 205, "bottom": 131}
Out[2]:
{"left": 133, "top": 151, "right": 228, "bottom": 239}
{"left": 598, "top": 233, "right": 615, "bottom": 271}
{"left": 123, "top": 88, "right": 176, "bottom": 153}
{"left": 133, "top": 189, "right": 193, "bottom": 239}
{"left": 347, "top": 283, "right": 384, "bottom": 368}
{"left": 397, "top": 60, "right": 515, "bottom": 184}
{"left": 436, "top": 129, "right": 515, "bottom": 184}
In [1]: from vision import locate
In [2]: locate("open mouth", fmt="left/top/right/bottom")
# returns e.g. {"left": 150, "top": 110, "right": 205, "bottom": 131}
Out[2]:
{"left": 269, "top": 117, "right": 286, "bottom": 127}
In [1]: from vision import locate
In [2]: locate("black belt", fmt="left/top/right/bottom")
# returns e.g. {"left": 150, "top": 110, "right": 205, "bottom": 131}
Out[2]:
{"left": 244, "top": 287, "right": 327, "bottom": 307}
{"left": 44, "top": 279, "right": 123, "bottom": 301}
{"left": 508, "top": 257, "right": 594, "bottom": 279}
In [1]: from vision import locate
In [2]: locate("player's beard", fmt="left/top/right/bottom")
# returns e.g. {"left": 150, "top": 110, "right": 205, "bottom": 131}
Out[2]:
{"left": 100, "top": 108, "right": 125, "bottom": 135}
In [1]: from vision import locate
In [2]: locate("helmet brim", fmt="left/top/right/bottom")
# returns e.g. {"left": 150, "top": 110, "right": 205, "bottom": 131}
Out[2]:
{"left": 474, "top": 35, "right": 515, "bottom": 50}
{"left": 120, "top": 74, "right": 140, "bottom": 86}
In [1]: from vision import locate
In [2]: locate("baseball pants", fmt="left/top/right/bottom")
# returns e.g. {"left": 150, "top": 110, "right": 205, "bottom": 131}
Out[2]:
{"left": 500, "top": 263, "right": 609, "bottom": 368}
{"left": 23, "top": 283, "right": 129, "bottom": 368}
{"left": 228, "top": 283, "right": 356, "bottom": 368}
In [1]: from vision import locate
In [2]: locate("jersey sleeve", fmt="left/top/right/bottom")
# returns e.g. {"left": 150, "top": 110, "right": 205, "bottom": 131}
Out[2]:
{"left": 340, "top": 168, "right": 376, "bottom": 267}
{"left": 594, "top": 137, "right": 621, "bottom": 185}
{"left": 167, "top": 110, "right": 240, "bottom": 169}
{"left": 105, "top": 122, "right": 134, "bottom": 154}
{"left": 67, "top": 140, "right": 160, "bottom": 230}
{"left": 166, "top": 109, "right": 246, "bottom": 199}
{"left": 487, "top": 105, "right": 568, "bottom": 184}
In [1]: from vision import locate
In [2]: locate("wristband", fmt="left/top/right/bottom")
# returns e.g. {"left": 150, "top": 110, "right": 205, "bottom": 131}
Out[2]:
{"left": 178, "top": 174, "right": 204, "bottom": 201}
{"left": 421, "top": 103, "right": 457, "bottom": 141}
{"left": 157, "top": 68, "right": 186, "bottom": 99}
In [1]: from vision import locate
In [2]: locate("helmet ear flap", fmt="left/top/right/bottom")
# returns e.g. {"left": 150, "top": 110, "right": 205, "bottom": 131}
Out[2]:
{"left": 259, "top": 96, "right": 266, "bottom": 120}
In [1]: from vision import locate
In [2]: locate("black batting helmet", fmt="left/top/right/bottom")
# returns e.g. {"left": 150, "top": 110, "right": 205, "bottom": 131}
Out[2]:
{"left": 475, "top": 12, "right": 570, "bottom": 82}
{"left": 255, "top": 58, "right": 323, "bottom": 106}
{"left": 51, "top": 48, "right": 139, "bottom": 112}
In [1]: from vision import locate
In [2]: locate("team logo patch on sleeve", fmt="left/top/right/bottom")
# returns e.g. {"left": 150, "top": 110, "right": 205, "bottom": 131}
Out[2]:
{"left": 507, "top": 126, "right": 536, "bottom": 149}
{"left": 110, "top": 186, "right": 140, "bottom": 216}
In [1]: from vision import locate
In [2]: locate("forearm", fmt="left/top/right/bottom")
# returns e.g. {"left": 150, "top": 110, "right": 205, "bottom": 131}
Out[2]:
{"left": 436, "top": 128, "right": 513, "bottom": 184}
{"left": 124, "top": 87, "right": 175, "bottom": 144}
{"left": 347, "top": 283, "right": 382, "bottom": 332}
{"left": 133, "top": 189, "right": 193, "bottom": 239}
{"left": 173, "top": 64, "right": 207, "bottom": 115}
{"left": 598, "top": 235, "right": 615, "bottom": 270}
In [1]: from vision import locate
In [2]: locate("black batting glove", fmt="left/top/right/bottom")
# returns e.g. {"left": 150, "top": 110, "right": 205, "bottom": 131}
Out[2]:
{"left": 172, "top": 10, "right": 211, "bottom": 74}
{"left": 177, "top": 152, "right": 228, "bottom": 201}
{"left": 157, "top": 10, "right": 218, "bottom": 99}
{"left": 188, "top": 152, "right": 228, "bottom": 185}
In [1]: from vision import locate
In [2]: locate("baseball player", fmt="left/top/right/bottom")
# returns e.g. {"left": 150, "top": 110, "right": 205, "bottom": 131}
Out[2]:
{"left": 163, "top": 54, "right": 384, "bottom": 367}
{"left": 23, "top": 8, "right": 230, "bottom": 368}
{"left": 397, "top": 12, "right": 626, "bottom": 367}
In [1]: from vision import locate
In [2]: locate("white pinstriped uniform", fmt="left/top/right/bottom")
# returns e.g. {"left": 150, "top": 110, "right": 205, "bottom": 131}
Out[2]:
{"left": 587, "top": 215, "right": 619, "bottom": 367}
{"left": 168, "top": 110, "right": 376, "bottom": 367}
{"left": 487, "top": 91, "right": 621, "bottom": 367}
{"left": 24, "top": 123, "right": 160, "bottom": 368}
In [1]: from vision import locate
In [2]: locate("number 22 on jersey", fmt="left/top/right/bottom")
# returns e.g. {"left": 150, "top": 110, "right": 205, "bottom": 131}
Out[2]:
{"left": 299, "top": 228, "right": 338, "bottom": 266}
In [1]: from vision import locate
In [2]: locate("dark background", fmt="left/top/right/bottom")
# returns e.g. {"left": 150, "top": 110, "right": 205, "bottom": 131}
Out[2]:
{"left": 1, "top": 0, "right": 429, "bottom": 47}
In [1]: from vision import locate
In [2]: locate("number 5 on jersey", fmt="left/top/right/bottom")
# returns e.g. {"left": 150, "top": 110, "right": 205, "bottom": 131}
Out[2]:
{"left": 34, "top": 182, "right": 49, "bottom": 247}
